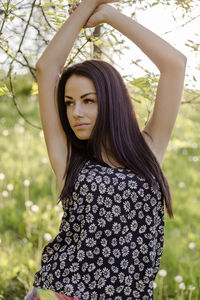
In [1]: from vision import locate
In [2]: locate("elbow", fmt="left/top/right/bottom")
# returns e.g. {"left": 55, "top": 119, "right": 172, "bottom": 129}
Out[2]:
{"left": 160, "top": 54, "right": 187, "bottom": 74}
{"left": 179, "top": 53, "right": 187, "bottom": 70}
{"left": 174, "top": 53, "right": 187, "bottom": 72}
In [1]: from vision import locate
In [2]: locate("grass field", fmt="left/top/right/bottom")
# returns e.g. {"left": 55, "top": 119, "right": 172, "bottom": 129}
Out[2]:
{"left": 0, "top": 75, "right": 199, "bottom": 299}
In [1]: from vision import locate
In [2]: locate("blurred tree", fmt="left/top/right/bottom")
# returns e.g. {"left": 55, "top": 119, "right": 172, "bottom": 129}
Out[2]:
{"left": 0, "top": 0, "right": 199, "bottom": 127}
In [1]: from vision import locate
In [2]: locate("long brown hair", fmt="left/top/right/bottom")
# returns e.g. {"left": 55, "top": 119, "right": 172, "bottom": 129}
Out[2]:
{"left": 57, "top": 59, "right": 173, "bottom": 218}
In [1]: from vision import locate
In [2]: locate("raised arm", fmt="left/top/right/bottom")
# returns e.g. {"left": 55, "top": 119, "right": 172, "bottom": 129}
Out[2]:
{"left": 36, "top": 0, "right": 118, "bottom": 192}
{"left": 83, "top": 3, "right": 187, "bottom": 165}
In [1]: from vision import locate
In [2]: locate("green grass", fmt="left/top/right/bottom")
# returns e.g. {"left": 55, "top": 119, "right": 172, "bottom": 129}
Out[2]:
{"left": 0, "top": 76, "right": 200, "bottom": 299}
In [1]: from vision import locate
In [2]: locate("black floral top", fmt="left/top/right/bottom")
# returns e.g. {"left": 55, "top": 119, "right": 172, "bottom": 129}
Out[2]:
{"left": 33, "top": 159, "right": 164, "bottom": 300}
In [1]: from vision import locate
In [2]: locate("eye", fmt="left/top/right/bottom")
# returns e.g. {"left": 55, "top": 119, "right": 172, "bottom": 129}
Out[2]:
{"left": 65, "top": 101, "right": 73, "bottom": 106}
{"left": 83, "top": 99, "right": 95, "bottom": 104}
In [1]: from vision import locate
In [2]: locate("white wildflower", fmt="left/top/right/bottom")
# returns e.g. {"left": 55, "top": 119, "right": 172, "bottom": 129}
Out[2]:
{"left": 2, "top": 190, "right": 8, "bottom": 197}
{"left": 188, "top": 285, "right": 196, "bottom": 291}
{"left": 7, "top": 183, "right": 14, "bottom": 191}
{"left": 23, "top": 179, "right": 30, "bottom": 187}
{"left": 0, "top": 173, "right": 5, "bottom": 180}
{"left": 179, "top": 182, "right": 185, "bottom": 188}
{"left": 44, "top": 233, "right": 52, "bottom": 241}
{"left": 179, "top": 282, "right": 185, "bottom": 290}
{"left": 41, "top": 157, "right": 48, "bottom": 164}
{"left": 2, "top": 130, "right": 9, "bottom": 136}
{"left": 153, "top": 282, "right": 157, "bottom": 289}
{"left": 25, "top": 200, "right": 33, "bottom": 207}
{"left": 31, "top": 204, "right": 39, "bottom": 212}
{"left": 188, "top": 242, "right": 196, "bottom": 250}
{"left": 54, "top": 205, "right": 60, "bottom": 212}
{"left": 174, "top": 275, "right": 183, "bottom": 283}
{"left": 158, "top": 269, "right": 167, "bottom": 277}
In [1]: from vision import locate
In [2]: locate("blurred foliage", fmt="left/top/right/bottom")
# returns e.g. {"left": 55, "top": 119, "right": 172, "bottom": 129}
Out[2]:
{"left": 0, "top": 74, "right": 200, "bottom": 299}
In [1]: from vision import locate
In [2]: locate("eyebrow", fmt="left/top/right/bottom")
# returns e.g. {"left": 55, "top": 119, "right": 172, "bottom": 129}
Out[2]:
{"left": 65, "top": 92, "right": 97, "bottom": 100}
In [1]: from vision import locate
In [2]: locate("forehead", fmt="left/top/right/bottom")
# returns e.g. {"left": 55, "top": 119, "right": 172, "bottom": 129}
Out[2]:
{"left": 65, "top": 75, "right": 96, "bottom": 95}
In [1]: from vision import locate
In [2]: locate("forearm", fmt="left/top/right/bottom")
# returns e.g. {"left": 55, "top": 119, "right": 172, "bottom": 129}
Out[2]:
{"left": 105, "top": 7, "right": 186, "bottom": 72}
{"left": 36, "top": 0, "right": 97, "bottom": 73}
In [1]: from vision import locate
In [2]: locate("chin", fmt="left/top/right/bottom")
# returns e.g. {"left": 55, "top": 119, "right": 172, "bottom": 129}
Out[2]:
{"left": 76, "top": 134, "right": 90, "bottom": 140}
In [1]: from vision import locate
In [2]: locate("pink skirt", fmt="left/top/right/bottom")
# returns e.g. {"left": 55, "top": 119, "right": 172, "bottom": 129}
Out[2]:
{"left": 25, "top": 287, "right": 83, "bottom": 300}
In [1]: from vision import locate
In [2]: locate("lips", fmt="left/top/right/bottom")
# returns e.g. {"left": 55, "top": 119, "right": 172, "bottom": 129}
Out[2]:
{"left": 74, "top": 123, "right": 90, "bottom": 128}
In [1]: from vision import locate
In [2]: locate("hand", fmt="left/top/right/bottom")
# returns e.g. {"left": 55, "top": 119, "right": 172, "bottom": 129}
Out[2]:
{"left": 68, "top": 1, "right": 116, "bottom": 28}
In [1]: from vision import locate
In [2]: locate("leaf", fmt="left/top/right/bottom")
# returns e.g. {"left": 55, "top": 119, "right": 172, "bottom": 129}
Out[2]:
{"left": 0, "top": 85, "right": 10, "bottom": 96}
{"left": 31, "top": 82, "right": 38, "bottom": 95}
{"left": 94, "top": 39, "right": 103, "bottom": 46}
{"left": 40, "top": 3, "right": 55, "bottom": 7}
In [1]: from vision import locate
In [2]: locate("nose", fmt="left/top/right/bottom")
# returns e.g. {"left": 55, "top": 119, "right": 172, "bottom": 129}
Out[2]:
{"left": 73, "top": 102, "right": 84, "bottom": 117}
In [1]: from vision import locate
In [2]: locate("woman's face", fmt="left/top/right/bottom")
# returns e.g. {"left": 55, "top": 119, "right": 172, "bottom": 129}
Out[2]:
{"left": 65, "top": 75, "right": 98, "bottom": 140}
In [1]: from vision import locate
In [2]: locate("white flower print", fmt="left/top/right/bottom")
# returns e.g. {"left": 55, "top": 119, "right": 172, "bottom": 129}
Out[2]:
{"left": 125, "top": 275, "right": 133, "bottom": 286}
{"left": 99, "top": 207, "right": 106, "bottom": 216}
{"left": 125, "top": 232, "right": 133, "bottom": 243}
{"left": 111, "top": 276, "right": 117, "bottom": 283}
{"left": 118, "top": 272, "right": 125, "bottom": 283}
{"left": 113, "top": 193, "right": 122, "bottom": 203}
{"left": 91, "top": 182, "right": 97, "bottom": 191}
{"left": 113, "top": 248, "right": 121, "bottom": 258}
{"left": 92, "top": 204, "right": 98, "bottom": 214}
{"left": 130, "top": 220, "right": 138, "bottom": 231}
{"left": 102, "top": 246, "right": 111, "bottom": 257}
{"left": 33, "top": 159, "right": 164, "bottom": 299}
{"left": 94, "top": 269, "right": 102, "bottom": 280}
{"left": 86, "top": 237, "right": 96, "bottom": 248}
{"left": 86, "top": 213, "right": 94, "bottom": 223}
{"left": 104, "top": 197, "right": 112, "bottom": 208}
{"left": 86, "top": 175, "right": 94, "bottom": 183}
{"left": 112, "top": 222, "right": 121, "bottom": 234}
{"left": 128, "top": 180, "right": 138, "bottom": 189}
{"left": 64, "top": 284, "right": 74, "bottom": 294}
{"left": 105, "top": 211, "right": 113, "bottom": 222}
{"left": 123, "top": 200, "right": 130, "bottom": 212}
{"left": 86, "top": 193, "right": 94, "bottom": 203}
{"left": 136, "top": 280, "right": 145, "bottom": 292}
{"left": 97, "top": 195, "right": 104, "bottom": 205}
{"left": 97, "top": 277, "right": 106, "bottom": 289}
{"left": 112, "top": 177, "right": 118, "bottom": 185}
{"left": 80, "top": 184, "right": 89, "bottom": 196}
{"left": 95, "top": 175, "right": 102, "bottom": 183}
{"left": 72, "top": 273, "right": 81, "bottom": 284}
{"left": 112, "top": 205, "right": 121, "bottom": 216}
{"left": 97, "top": 257, "right": 103, "bottom": 266}
{"left": 120, "top": 259, "right": 129, "bottom": 269}
{"left": 128, "top": 264, "right": 135, "bottom": 274}
{"left": 100, "top": 238, "right": 107, "bottom": 247}
{"left": 99, "top": 183, "right": 106, "bottom": 194}
{"left": 123, "top": 189, "right": 131, "bottom": 199}
{"left": 107, "top": 185, "right": 115, "bottom": 195}
{"left": 119, "top": 236, "right": 125, "bottom": 245}
{"left": 83, "top": 274, "right": 91, "bottom": 284}
{"left": 118, "top": 181, "right": 126, "bottom": 191}
{"left": 122, "top": 246, "right": 129, "bottom": 257}
{"left": 103, "top": 175, "right": 111, "bottom": 184}
{"left": 105, "top": 284, "right": 115, "bottom": 296}
{"left": 89, "top": 223, "right": 97, "bottom": 233}
{"left": 102, "top": 267, "right": 110, "bottom": 278}
{"left": 98, "top": 218, "right": 106, "bottom": 228}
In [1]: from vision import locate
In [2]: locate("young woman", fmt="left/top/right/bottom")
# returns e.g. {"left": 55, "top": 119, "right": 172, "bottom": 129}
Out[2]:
{"left": 25, "top": 0, "right": 186, "bottom": 299}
